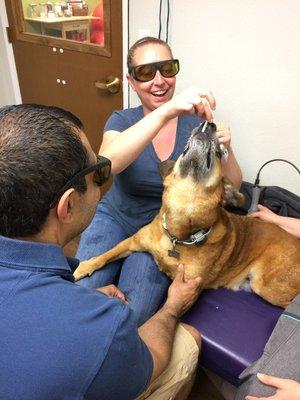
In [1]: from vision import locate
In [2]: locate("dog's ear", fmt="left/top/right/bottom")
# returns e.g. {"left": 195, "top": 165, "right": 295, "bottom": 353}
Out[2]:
{"left": 159, "top": 160, "right": 175, "bottom": 180}
{"left": 221, "top": 177, "right": 244, "bottom": 207}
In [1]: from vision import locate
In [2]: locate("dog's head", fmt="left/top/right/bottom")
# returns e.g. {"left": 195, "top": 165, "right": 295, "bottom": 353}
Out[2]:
{"left": 178, "top": 122, "right": 220, "bottom": 182}
{"left": 159, "top": 122, "right": 243, "bottom": 224}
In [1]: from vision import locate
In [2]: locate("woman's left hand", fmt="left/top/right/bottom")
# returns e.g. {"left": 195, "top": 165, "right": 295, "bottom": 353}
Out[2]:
{"left": 216, "top": 122, "right": 231, "bottom": 148}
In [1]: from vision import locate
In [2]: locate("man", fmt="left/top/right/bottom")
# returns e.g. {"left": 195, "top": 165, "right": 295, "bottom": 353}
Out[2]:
{"left": 0, "top": 104, "right": 202, "bottom": 400}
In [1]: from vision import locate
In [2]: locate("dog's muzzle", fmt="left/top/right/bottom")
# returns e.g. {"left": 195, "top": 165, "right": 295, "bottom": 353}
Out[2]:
{"left": 179, "top": 121, "right": 218, "bottom": 180}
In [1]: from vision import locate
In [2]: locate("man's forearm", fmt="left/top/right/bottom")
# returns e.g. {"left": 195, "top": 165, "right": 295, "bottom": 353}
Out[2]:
{"left": 138, "top": 304, "right": 178, "bottom": 383}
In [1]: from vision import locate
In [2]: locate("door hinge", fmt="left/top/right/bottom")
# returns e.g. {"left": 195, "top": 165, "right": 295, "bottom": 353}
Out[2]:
{"left": 6, "top": 26, "right": 15, "bottom": 43}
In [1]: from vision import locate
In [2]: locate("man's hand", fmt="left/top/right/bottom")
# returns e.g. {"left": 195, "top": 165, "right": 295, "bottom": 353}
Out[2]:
{"left": 246, "top": 373, "right": 300, "bottom": 400}
{"left": 97, "top": 284, "right": 126, "bottom": 303}
{"left": 164, "top": 264, "right": 202, "bottom": 318}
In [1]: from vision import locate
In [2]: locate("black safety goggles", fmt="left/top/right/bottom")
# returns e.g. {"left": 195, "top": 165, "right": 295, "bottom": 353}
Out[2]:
{"left": 129, "top": 59, "right": 180, "bottom": 82}
{"left": 50, "top": 155, "right": 111, "bottom": 208}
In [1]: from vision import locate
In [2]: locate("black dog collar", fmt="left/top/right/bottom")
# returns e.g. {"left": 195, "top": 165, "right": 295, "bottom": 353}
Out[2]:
{"left": 162, "top": 213, "right": 212, "bottom": 259}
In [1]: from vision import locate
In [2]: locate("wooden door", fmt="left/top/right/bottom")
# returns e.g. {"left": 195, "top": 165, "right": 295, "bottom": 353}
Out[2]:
{"left": 5, "top": 0, "right": 123, "bottom": 154}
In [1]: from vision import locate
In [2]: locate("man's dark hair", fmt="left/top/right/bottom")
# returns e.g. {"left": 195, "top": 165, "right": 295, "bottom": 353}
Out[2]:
{"left": 0, "top": 104, "right": 89, "bottom": 238}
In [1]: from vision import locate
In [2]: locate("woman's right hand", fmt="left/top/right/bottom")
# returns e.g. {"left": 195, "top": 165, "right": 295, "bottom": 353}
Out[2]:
{"left": 161, "top": 87, "right": 216, "bottom": 122}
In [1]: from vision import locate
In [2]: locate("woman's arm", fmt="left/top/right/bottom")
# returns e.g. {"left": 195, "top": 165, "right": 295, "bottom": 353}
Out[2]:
{"left": 216, "top": 122, "right": 243, "bottom": 189}
{"left": 221, "top": 147, "right": 243, "bottom": 189}
{"left": 99, "top": 88, "right": 216, "bottom": 174}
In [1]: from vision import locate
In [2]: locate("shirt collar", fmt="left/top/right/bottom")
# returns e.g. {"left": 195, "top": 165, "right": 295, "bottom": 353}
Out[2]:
{"left": 0, "top": 235, "right": 79, "bottom": 273}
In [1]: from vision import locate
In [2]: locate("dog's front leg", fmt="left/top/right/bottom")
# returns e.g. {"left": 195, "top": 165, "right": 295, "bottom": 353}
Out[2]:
{"left": 73, "top": 236, "right": 141, "bottom": 281}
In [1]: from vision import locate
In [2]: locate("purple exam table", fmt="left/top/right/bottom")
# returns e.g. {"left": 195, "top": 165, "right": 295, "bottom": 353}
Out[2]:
{"left": 182, "top": 288, "right": 283, "bottom": 386}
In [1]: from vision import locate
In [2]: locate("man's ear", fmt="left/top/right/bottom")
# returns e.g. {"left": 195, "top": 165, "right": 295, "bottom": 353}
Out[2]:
{"left": 56, "top": 188, "right": 76, "bottom": 223}
{"left": 159, "top": 160, "right": 175, "bottom": 180}
{"left": 221, "top": 177, "right": 244, "bottom": 207}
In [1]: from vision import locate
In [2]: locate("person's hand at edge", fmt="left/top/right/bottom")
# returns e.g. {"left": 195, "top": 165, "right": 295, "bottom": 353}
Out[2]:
{"left": 248, "top": 205, "right": 280, "bottom": 224}
{"left": 245, "top": 373, "right": 300, "bottom": 400}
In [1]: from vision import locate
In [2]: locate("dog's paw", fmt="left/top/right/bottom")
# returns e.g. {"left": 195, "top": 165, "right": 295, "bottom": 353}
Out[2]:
{"left": 73, "top": 261, "right": 95, "bottom": 282}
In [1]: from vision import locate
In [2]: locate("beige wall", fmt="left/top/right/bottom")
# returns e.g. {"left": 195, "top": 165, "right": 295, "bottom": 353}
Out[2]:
{"left": 126, "top": 0, "right": 300, "bottom": 195}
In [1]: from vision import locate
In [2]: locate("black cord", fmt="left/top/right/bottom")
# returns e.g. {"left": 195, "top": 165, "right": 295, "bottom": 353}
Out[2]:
{"left": 166, "top": 0, "right": 170, "bottom": 43}
{"left": 254, "top": 158, "right": 300, "bottom": 186}
{"left": 158, "top": 0, "right": 163, "bottom": 39}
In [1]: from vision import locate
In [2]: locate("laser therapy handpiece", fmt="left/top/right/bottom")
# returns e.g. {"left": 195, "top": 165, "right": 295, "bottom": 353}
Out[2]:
{"left": 248, "top": 185, "right": 262, "bottom": 213}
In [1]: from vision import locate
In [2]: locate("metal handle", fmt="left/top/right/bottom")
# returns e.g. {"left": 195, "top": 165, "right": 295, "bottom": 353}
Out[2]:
{"left": 95, "top": 76, "right": 121, "bottom": 94}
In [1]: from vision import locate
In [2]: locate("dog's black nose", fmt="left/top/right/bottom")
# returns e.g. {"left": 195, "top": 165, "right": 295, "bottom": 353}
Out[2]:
{"left": 197, "top": 121, "right": 217, "bottom": 138}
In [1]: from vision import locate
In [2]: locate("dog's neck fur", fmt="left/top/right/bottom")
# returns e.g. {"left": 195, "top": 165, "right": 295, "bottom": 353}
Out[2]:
{"left": 160, "top": 195, "right": 221, "bottom": 240}
{"left": 161, "top": 175, "right": 223, "bottom": 240}
{"left": 160, "top": 206, "right": 219, "bottom": 240}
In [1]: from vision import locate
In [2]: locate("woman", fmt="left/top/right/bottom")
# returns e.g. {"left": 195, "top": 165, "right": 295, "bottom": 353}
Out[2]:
{"left": 76, "top": 36, "right": 242, "bottom": 325}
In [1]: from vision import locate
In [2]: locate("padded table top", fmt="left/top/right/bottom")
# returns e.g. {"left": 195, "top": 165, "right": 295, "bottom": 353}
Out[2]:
{"left": 182, "top": 288, "right": 283, "bottom": 386}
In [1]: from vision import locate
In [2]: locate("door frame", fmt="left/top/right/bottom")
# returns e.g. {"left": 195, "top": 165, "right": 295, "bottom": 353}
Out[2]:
{"left": 0, "top": 1, "right": 21, "bottom": 103}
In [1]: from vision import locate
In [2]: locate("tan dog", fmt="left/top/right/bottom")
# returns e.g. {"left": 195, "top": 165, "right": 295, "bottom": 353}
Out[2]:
{"left": 74, "top": 122, "right": 300, "bottom": 307}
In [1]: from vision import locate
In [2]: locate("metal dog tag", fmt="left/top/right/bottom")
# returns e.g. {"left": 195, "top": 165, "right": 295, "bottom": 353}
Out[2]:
{"left": 168, "top": 248, "right": 180, "bottom": 259}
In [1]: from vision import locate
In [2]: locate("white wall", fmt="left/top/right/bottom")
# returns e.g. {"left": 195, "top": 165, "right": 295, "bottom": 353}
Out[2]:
{"left": 0, "top": 2, "right": 21, "bottom": 106}
{"left": 126, "top": 0, "right": 300, "bottom": 195}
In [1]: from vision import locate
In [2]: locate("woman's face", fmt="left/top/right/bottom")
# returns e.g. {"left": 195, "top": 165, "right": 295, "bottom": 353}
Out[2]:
{"left": 127, "top": 43, "right": 177, "bottom": 114}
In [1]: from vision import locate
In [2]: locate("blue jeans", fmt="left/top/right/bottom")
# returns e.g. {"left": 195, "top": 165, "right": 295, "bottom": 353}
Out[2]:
{"left": 76, "top": 203, "right": 171, "bottom": 326}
